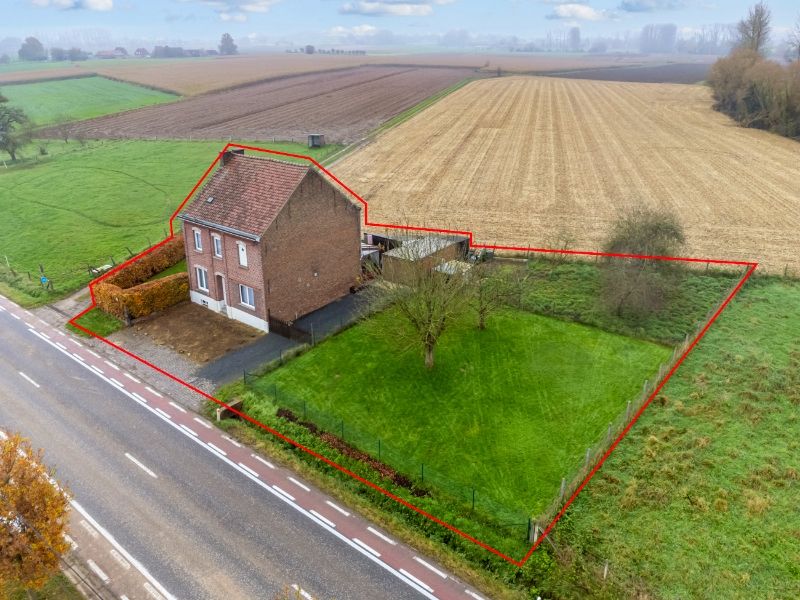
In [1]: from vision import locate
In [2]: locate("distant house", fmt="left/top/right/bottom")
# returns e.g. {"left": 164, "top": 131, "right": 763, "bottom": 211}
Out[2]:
{"left": 94, "top": 50, "right": 116, "bottom": 59}
{"left": 179, "top": 150, "right": 362, "bottom": 332}
{"left": 134, "top": 48, "right": 150, "bottom": 58}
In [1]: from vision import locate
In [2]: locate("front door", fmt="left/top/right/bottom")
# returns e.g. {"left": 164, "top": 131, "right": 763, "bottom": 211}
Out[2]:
{"left": 216, "top": 274, "right": 227, "bottom": 308}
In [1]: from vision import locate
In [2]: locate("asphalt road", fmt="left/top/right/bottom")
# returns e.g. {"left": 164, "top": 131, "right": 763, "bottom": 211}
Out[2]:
{"left": 0, "top": 302, "right": 447, "bottom": 600}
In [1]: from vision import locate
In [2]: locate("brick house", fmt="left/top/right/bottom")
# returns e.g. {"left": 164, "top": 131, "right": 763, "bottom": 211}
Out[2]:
{"left": 179, "top": 150, "right": 361, "bottom": 332}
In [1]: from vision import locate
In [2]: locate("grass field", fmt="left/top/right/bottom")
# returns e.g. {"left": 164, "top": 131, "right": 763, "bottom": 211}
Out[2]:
{"left": 549, "top": 277, "right": 800, "bottom": 599}
{"left": 336, "top": 76, "right": 800, "bottom": 274}
{"left": 0, "top": 139, "right": 342, "bottom": 305}
{"left": 249, "top": 307, "right": 670, "bottom": 516}
{"left": 1, "top": 76, "right": 176, "bottom": 125}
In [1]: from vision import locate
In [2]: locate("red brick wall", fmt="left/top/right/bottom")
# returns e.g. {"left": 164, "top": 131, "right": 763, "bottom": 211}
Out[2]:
{"left": 263, "top": 169, "right": 361, "bottom": 321}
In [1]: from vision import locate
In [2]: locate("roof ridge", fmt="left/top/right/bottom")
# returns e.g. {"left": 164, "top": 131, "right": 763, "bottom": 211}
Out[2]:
{"left": 230, "top": 153, "right": 311, "bottom": 171}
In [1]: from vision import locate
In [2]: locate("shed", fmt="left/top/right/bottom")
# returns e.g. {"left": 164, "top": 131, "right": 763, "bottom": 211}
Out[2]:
{"left": 381, "top": 235, "right": 469, "bottom": 284}
{"left": 308, "top": 133, "right": 326, "bottom": 148}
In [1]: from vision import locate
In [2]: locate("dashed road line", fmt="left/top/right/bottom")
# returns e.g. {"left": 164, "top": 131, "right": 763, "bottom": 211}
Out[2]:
{"left": 86, "top": 559, "right": 110, "bottom": 583}
{"left": 25, "top": 321, "right": 36, "bottom": 328}
{"left": 19, "top": 372, "right": 40, "bottom": 388}
{"left": 310, "top": 510, "right": 336, "bottom": 529}
{"left": 131, "top": 392, "right": 147, "bottom": 404}
{"left": 251, "top": 454, "right": 275, "bottom": 469}
{"left": 58, "top": 330, "right": 66, "bottom": 336}
{"left": 400, "top": 569, "right": 434, "bottom": 594}
{"left": 87, "top": 349, "right": 101, "bottom": 358}
{"left": 70, "top": 339, "right": 83, "bottom": 347}
{"left": 39, "top": 331, "right": 50, "bottom": 339}
{"left": 145, "top": 386, "right": 163, "bottom": 398}
{"left": 104, "top": 360, "right": 120, "bottom": 371}
{"left": 413, "top": 556, "right": 448, "bottom": 579}
{"left": 325, "top": 500, "right": 350, "bottom": 517}
{"left": 72, "top": 353, "right": 85, "bottom": 362}
{"left": 465, "top": 589, "right": 487, "bottom": 600}
{"left": 90, "top": 365, "right": 105, "bottom": 376}
{"left": 110, "top": 549, "right": 131, "bottom": 570}
{"left": 144, "top": 582, "right": 166, "bottom": 600}
{"left": 193, "top": 417, "right": 212, "bottom": 429}
{"left": 56, "top": 342, "right": 67, "bottom": 350}
{"left": 288, "top": 476, "right": 310, "bottom": 492}
{"left": 125, "top": 453, "right": 158, "bottom": 479}
{"left": 10, "top": 313, "right": 20, "bottom": 320}
{"left": 124, "top": 372, "right": 140, "bottom": 383}
{"left": 109, "top": 377, "right": 125, "bottom": 389}
{"left": 353, "top": 538, "right": 381, "bottom": 557}
{"left": 168, "top": 401, "right": 186, "bottom": 413}
{"left": 79, "top": 520, "right": 99, "bottom": 539}
{"left": 271, "top": 485, "right": 295, "bottom": 502}
{"left": 222, "top": 434, "right": 242, "bottom": 447}
{"left": 64, "top": 534, "right": 78, "bottom": 550}
{"left": 291, "top": 584, "right": 314, "bottom": 600}
{"left": 154, "top": 408, "right": 172, "bottom": 420}
{"left": 368, "top": 526, "right": 397, "bottom": 546}
{"left": 237, "top": 462, "right": 259, "bottom": 478}
{"left": 180, "top": 424, "right": 198, "bottom": 437}
{"left": 207, "top": 442, "right": 227, "bottom": 456}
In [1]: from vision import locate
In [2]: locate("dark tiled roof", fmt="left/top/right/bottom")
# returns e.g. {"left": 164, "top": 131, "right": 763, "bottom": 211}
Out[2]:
{"left": 181, "top": 155, "right": 309, "bottom": 238}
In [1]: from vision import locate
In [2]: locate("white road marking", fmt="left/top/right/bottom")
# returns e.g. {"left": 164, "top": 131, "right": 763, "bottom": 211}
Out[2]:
{"left": 104, "top": 360, "right": 120, "bottom": 371}
{"left": 288, "top": 476, "right": 310, "bottom": 492}
{"left": 154, "top": 408, "right": 172, "bottom": 420}
{"left": 90, "top": 365, "right": 105, "bottom": 376}
{"left": 71, "top": 500, "right": 177, "bottom": 600}
{"left": 24, "top": 310, "right": 32, "bottom": 316}
{"left": 271, "top": 485, "right": 295, "bottom": 502}
{"left": 87, "top": 349, "right": 101, "bottom": 358}
{"left": 368, "top": 526, "right": 397, "bottom": 546}
{"left": 79, "top": 520, "right": 99, "bottom": 539}
{"left": 180, "top": 424, "right": 198, "bottom": 437}
{"left": 10, "top": 313, "right": 20, "bottom": 320}
{"left": 144, "top": 582, "right": 166, "bottom": 600}
{"left": 19, "top": 372, "right": 40, "bottom": 388}
{"left": 207, "top": 442, "right": 227, "bottom": 456}
{"left": 237, "top": 462, "right": 259, "bottom": 478}
{"left": 400, "top": 569, "right": 434, "bottom": 594}
{"left": 413, "top": 556, "right": 448, "bottom": 579}
{"left": 251, "top": 454, "right": 275, "bottom": 469}
{"left": 25, "top": 321, "right": 35, "bottom": 328}
{"left": 309, "top": 510, "right": 336, "bottom": 529}
{"left": 39, "top": 331, "right": 50, "bottom": 339}
{"left": 64, "top": 533, "right": 78, "bottom": 550}
{"left": 290, "top": 584, "right": 314, "bottom": 600}
{"left": 168, "top": 401, "right": 186, "bottom": 413}
{"left": 124, "top": 372, "right": 140, "bottom": 383}
{"left": 325, "top": 500, "right": 350, "bottom": 517}
{"left": 72, "top": 353, "right": 85, "bottom": 362}
{"left": 353, "top": 538, "right": 381, "bottom": 557}
{"left": 58, "top": 330, "right": 66, "bottom": 336}
{"left": 0, "top": 305, "right": 6, "bottom": 311}
{"left": 131, "top": 392, "right": 147, "bottom": 404}
{"left": 110, "top": 549, "right": 131, "bottom": 570}
{"left": 125, "top": 453, "right": 157, "bottom": 479}
{"left": 70, "top": 339, "right": 83, "bottom": 347}
{"left": 86, "top": 559, "right": 110, "bottom": 583}
{"left": 193, "top": 417, "right": 212, "bottom": 429}
{"left": 109, "top": 377, "right": 125, "bottom": 389}
{"left": 145, "top": 386, "right": 163, "bottom": 398}
{"left": 222, "top": 435, "right": 242, "bottom": 447}
{"left": 465, "top": 589, "right": 487, "bottom": 600}
{"left": 56, "top": 342, "right": 67, "bottom": 350}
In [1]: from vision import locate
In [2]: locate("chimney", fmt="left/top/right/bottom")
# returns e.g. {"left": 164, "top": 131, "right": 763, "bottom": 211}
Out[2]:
{"left": 221, "top": 148, "right": 245, "bottom": 166}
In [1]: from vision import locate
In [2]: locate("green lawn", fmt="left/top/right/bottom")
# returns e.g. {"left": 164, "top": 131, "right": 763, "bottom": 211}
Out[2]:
{"left": 250, "top": 307, "right": 670, "bottom": 516}
{"left": 1, "top": 76, "right": 176, "bottom": 125}
{"left": 67, "top": 307, "right": 124, "bottom": 337}
{"left": 0, "top": 139, "right": 343, "bottom": 306}
{"left": 547, "top": 277, "right": 800, "bottom": 599}
{"left": 147, "top": 258, "right": 186, "bottom": 281}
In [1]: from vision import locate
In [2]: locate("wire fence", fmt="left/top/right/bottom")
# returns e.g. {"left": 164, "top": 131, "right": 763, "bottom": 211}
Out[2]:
{"left": 242, "top": 375, "right": 531, "bottom": 536}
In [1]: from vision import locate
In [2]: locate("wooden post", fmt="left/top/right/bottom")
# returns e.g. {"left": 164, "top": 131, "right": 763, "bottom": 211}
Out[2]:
{"left": 559, "top": 478, "right": 566, "bottom": 501}
{"left": 585, "top": 447, "right": 591, "bottom": 469}
{"left": 626, "top": 400, "right": 632, "bottom": 421}
{"left": 603, "top": 560, "right": 609, "bottom": 580}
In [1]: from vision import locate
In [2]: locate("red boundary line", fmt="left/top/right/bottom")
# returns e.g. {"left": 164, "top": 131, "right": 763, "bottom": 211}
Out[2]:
{"left": 68, "top": 144, "right": 758, "bottom": 567}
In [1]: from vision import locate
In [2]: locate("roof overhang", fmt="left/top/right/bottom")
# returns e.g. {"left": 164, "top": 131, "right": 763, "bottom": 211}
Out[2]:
{"left": 178, "top": 214, "right": 261, "bottom": 243}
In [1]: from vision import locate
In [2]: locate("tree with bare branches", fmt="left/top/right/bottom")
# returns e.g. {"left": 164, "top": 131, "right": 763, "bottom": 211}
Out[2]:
{"left": 0, "top": 433, "right": 70, "bottom": 593}
{"left": 469, "top": 263, "right": 527, "bottom": 330}
{"left": 787, "top": 15, "right": 800, "bottom": 62}
{"left": 737, "top": 1, "right": 772, "bottom": 55}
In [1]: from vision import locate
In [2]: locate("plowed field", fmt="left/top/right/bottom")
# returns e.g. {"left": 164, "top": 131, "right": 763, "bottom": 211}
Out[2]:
{"left": 54, "top": 66, "right": 472, "bottom": 143}
{"left": 334, "top": 76, "right": 800, "bottom": 273}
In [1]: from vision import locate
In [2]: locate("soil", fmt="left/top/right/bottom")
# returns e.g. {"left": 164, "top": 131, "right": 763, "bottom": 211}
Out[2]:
{"left": 129, "top": 301, "right": 263, "bottom": 364}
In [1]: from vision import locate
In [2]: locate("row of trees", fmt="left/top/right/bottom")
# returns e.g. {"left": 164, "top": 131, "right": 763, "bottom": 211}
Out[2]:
{"left": 709, "top": 3, "right": 800, "bottom": 139}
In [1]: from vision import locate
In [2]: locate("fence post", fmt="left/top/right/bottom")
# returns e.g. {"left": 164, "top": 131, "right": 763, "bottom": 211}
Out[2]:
{"left": 559, "top": 478, "right": 566, "bottom": 502}
{"left": 584, "top": 447, "right": 591, "bottom": 469}
{"left": 603, "top": 560, "right": 609, "bottom": 580}
{"left": 625, "top": 400, "right": 632, "bottom": 421}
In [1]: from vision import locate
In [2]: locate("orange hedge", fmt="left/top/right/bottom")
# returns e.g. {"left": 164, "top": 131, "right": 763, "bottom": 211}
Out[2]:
{"left": 106, "top": 235, "right": 186, "bottom": 290}
{"left": 95, "top": 273, "right": 189, "bottom": 321}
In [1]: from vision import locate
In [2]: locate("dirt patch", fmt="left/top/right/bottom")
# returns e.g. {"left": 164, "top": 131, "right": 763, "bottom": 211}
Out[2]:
{"left": 130, "top": 302, "right": 263, "bottom": 363}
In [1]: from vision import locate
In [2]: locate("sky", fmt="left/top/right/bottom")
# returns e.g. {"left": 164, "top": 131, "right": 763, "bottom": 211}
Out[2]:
{"left": 2, "top": 0, "right": 798, "bottom": 48}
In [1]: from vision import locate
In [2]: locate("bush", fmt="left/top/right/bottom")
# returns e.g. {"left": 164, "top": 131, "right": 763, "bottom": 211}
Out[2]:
{"left": 95, "top": 273, "right": 189, "bottom": 320}
{"left": 106, "top": 235, "right": 186, "bottom": 289}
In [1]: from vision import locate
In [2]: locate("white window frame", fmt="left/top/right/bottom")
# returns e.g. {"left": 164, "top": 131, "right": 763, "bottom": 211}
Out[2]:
{"left": 237, "top": 241, "right": 248, "bottom": 267}
{"left": 195, "top": 267, "right": 208, "bottom": 292}
{"left": 239, "top": 284, "right": 255, "bottom": 308}
{"left": 212, "top": 234, "right": 223, "bottom": 258}
{"left": 193, "top": 229, "right": 203, "bottom": 252}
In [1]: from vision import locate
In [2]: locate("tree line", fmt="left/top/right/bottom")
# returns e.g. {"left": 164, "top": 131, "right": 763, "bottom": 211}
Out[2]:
{"left": 709, "top": 3, "right": 800, "bottom": 139}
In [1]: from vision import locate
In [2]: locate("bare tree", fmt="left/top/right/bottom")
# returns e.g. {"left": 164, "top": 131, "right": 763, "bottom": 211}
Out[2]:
{"left": 737, "top": 1, "right": 772, "bottom": 55}
{"left": 601, "top": 207, "right": 686, "bottom": 319}
{"left": 366, "top": 253, "right": 468, "bottom": 369}
{"left": 52, "top": 114, "right": 74, "bottom": 144}
{"left": 469, "top": 263, "right": 524, "bottom": 330}
{"left": 788, "top": 15, "right": 800, "bottom": 61}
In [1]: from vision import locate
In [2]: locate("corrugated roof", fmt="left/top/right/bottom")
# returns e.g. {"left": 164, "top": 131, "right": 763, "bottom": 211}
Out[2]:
{"left": 180, "top": 154, "right": 309, "bottom": 238}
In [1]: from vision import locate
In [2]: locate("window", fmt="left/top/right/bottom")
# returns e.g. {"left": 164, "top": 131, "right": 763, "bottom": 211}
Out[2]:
{"left": 212, "top": 235, "right": 222, "bottom": 258}
{"left": 237, "top": 241, "right": 248, "bottom": 267}
{"left": 195, "top": 267, "right": 208, "bottom": 292}
{"left": 193, "top": 229, "right": 202, "bottom": 252}
{"left": 239, "top": 284, "right": 255, "bottom": 308}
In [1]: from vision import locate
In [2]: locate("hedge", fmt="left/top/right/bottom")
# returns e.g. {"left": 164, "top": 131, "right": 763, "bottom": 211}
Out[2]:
{"left": 106, "top": 236, "right": 186, "bottom": 289}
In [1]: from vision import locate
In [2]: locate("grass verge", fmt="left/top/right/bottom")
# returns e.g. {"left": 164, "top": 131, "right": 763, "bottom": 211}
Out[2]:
{"left": 67, "top": 307, "right": 123, "bottom": 337}
{"left": 2, "top": 573, "right": 82, "bottom": 600}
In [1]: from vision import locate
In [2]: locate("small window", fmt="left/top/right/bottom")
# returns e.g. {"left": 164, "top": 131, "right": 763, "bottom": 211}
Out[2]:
{"left": 237, "top": 241, "right": 248, "bottom": 267}
{"left": 239, "top": 284, "right": 255, "bottom": 308}
{"left": 212, "top": 235, "right": 222, "bottom": 258}
{"left": 193, "top": 229, "right": 202, "bottom": 252}
{"left": 196, "top": 267, "right": 208, "bottom": 292}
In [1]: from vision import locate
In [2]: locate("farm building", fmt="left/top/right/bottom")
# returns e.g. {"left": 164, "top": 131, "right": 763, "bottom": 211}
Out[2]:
{"left": 179, "top": 149, "right": 362, "bottom": 332}
{"left": 381, "top": 235, "right": 469, "bottom": 284}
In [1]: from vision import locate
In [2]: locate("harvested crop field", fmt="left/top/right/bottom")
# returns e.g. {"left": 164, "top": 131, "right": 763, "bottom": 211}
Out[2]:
{"left": 52, "top": 66, "right": 473, "bottom": 143}
{"left": 334, "top": 76, "right": 800, "bottom": 273}
{"left": 545, "top": 62, "right": 711, "bottom": 84}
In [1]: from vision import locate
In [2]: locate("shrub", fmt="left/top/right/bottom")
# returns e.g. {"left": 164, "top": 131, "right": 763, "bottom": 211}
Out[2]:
{"left": 95, "top": 273, "right": 189, "bottom": 320}
{"left": 106, "top": 235, "right": 185, "bottom": 289}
